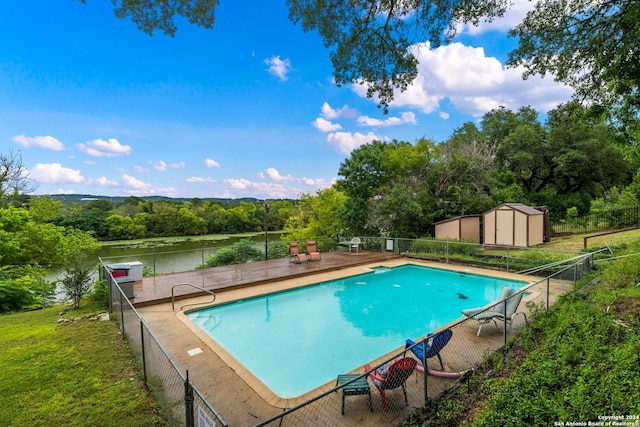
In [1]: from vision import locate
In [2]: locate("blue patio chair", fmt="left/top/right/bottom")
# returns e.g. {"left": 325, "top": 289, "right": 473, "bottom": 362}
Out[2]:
{"left": 405, "top": 329, "right": 453, "bottom": 370}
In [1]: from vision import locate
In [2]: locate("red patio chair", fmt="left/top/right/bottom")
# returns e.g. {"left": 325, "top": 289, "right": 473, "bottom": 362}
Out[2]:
{"left": 364, "top": 357, "right": 417, "bottom": 411}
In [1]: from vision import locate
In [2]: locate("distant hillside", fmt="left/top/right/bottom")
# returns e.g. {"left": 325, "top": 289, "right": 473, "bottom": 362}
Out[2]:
{"left": 44, "top": 194, "right": 265, "bottom": 205}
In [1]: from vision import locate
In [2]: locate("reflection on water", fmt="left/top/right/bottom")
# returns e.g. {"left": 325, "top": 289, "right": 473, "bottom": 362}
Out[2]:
{"left": 335, "top": 265, "right": 525, "bottom": 338}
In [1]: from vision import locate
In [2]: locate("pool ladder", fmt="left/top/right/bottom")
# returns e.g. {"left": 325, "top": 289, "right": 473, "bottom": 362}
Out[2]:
{"left": 171, "top": 282, "right": 216, "bottom": 311}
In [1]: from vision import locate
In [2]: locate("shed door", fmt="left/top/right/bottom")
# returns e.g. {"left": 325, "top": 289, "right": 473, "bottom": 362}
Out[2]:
{"left": 495, "top": 209, "right": 514, "bottom": 245}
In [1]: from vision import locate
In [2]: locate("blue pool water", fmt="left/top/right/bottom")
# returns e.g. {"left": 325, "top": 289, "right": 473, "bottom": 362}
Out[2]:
{"left": 186, "top": 264, "right": 526, "bottom": 398}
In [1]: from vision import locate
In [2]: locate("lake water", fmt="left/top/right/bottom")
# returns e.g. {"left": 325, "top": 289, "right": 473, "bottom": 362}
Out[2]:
{"left": 98, "top": 232, "right": 284, "bottom": 274}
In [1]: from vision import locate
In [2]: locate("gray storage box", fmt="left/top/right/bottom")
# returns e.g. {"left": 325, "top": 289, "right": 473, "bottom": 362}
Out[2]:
{"left": 115, "top": 276, "right": 135, "bottom": 299}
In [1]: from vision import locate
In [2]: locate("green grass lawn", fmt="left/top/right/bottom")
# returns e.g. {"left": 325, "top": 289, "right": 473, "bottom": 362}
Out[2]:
{"left": 0, "top": 302, "right": 169, "bottom": 427}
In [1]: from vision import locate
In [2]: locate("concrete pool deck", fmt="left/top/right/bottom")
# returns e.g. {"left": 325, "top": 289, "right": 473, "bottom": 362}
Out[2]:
{"left": 135, "top": 255, "right": 574, "bottom": 426}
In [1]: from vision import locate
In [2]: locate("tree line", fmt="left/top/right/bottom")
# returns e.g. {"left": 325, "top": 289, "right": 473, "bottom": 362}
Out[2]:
{"left": 1, "top": 101, "right": 639, "bottom": 312}
{"left": 4, "top": 102, "right": 639, "bottom": 246}
{"left": 48, "top": 197, "right": 295, "bottom": 241}
{"left": 289, "top": 102, "right": 639, "bottom": 240}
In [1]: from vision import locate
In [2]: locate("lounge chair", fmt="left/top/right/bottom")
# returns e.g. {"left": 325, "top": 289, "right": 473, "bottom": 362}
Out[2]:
{"left": 404, "top": 329, "right": 453, "bottom": 370}
{"left": 349, "top": 237, "right": 362, "bottom": 254}
{"left": 305, "top": 240, "right": 321, "bottom": 261}
{"left": 462, "top": 287, "right": 528, "bottom": 336}
{"left": 364, "top": 357, "right": 417, "bottom": 411}
{"left": 288, "top": 241, "right": 307, "bottom": 264}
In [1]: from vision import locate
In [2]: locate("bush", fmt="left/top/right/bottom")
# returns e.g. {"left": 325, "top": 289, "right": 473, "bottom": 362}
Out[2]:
{"left": 59, "top": 264, "right": 95, "bottom": 309}
{"left": 89, "top": 279, "right": 109, "bottom": 310}
{"left": 200, "top": 239, "right": 265, "bottom": 268}
{"left": 0, "top": 265, "right": 55, "bottom": 313}
{"left": 409, "top": 239, "right": 481, "bottom": 257}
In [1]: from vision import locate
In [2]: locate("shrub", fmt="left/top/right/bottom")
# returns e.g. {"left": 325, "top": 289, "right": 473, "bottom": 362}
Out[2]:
{"left": 200, "top": 239, "right": 265, "bottom": 268}
{"left": 0, "top": 265, "right": 55, "bottom": 313}
{"left": 89, "top": 279, "right": 109, "bottom": 310}
{"left": 59, "top": 264, "right": 95, "bottom": 309}
{"left": 409, "top": 239, "right": 481, "bottom": 257}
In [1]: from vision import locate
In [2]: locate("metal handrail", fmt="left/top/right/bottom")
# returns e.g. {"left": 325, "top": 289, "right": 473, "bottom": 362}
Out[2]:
{"left": 171, "top": 283, "right": 216, "bottom": 311}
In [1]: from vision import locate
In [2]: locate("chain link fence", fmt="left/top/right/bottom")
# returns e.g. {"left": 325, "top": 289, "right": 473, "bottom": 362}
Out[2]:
{"left": 100, "top": 240, "right": 596, "bottom": 426}
{"left": 250, "top": 262, "right": 582, "bottom": 427}
{"left": 103, "top": 263, "right": 228, "bottom": 427}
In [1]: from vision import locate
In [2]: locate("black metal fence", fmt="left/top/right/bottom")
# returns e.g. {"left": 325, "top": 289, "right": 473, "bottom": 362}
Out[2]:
{"left": 550, "top": 206, "right": 640, "bottom": 235}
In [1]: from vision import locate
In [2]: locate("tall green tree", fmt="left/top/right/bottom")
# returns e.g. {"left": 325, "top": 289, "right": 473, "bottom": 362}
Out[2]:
{"left": 283, "top": 187, "right": 346, "bottom": 241}
{"left": 508, "top": 0, "right": 640, "bottom": 129}
{"left": 91, "top": 0, "right": 509, "bottom": 112}
{"left": 91, "top": 0, "right": 640, "bottom": 123}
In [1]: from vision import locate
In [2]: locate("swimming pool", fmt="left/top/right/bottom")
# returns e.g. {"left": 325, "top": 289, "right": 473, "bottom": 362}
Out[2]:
{"left": 186, "top": 264, "right": 527, "bottom": 398}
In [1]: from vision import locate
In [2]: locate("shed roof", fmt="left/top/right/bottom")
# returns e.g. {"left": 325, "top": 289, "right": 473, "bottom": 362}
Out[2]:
{"left": 487, "top": 203, "right": 543, "bottom": 216}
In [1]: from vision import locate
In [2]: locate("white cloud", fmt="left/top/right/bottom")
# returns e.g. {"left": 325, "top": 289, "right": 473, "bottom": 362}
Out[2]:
{"left": 205, "top": 158, "right": 221, "bottom": 168}
{"left": 12, "top": 134, "right": 65, "bottom": 151}
{"left": 357, "top": 111, "right": 417, "bottom": 127}
{"left": 134, "top": 165, "right": 149, "bottom": 173}
{"left": 151, "top": 161, "right": 183, "bottom": 171}
{"left": 353, "top": 41, "right": 573, "bottom": 117}
{"left": 154, "top": 161, "right": 168, "bottom": 171}
{"left": 439, "top": 111, "right": 450, "bottom": 120}
{"left": 264, "top": 56, "right": 292, "bottom": 81}
{"left": 265, "top": 168, "right": 294, "bottom": 182}
{"left": 327, "top": 131, "right": 382, "bottom": 155}
{"left": 223, "top": 177, "right": 330, "bottom": 199}
{"left": 320, "top": 102, "right": 358, "bottom": 119}
{"left": 454, "top": 0, "right": 534, "bottom": 36}
{"left": 29, "top": 163, "right": 84, "bottom": 184}
{"left": 77, "top": 138, "right": 132, "bottom": 157}
{"left": 92, "top": 176, "right": 119, "bottom": 187}
{"left": 187, "top": 176, "right": 215, "bottom": 183}
{"left": 121, "top": 174, "right": 152, "bottom": 190}
{"left": 311, "top": 117, "right": 342, "bottom": 132}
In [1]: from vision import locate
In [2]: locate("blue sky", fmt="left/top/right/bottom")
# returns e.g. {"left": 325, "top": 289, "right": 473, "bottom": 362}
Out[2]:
{"left": 1, "top": 1, "right": 574, "bottom": 199}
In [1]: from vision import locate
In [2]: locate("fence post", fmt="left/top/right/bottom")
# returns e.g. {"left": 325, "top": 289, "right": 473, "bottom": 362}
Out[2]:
{"left": 506, "top": 247, "right": 510, "bottom": 272}
{"left": 201, "top": 249, "right": 206, "bottom": 287}
{"left": 185, "top": 370, "right": 195, "bottom": 427}
{"left": 422, "top": 336, "right": 428, "bottom": 404}
{"left": 140, "top": 320, "right": 147, "bottom": 385}
{"left": 503, "top": 296, "right": 508, "bottom": 352}
{"left": 119, "top": 290, "right": 125, "bottom": 336}
{"left": 445, "top": 241, "right": 449, "bottom": 264}
{"left": 546, "top": 278, "right": 550, "bottom": 313}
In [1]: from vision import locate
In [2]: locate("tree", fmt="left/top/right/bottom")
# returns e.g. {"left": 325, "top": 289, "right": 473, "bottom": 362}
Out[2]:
{"left": 545, "top": 102, "right": 632, "bottom": 197}
{"left": 94, "top": 0, "right": 640, "bottom": 121}
{"left": 27, "top": 195, "right": 62, "bottom": 223}
{"left": 337, "top": 140, "right": 396, "bottom": 234}
{"left": 93, "top": 0, "right": 509, "bottom": 112}
{"left": 367, "top": 177, "right": 430, "bottom": 237}
{"left": 59, "top": 263, "right": 94, "bottom": 309}
{"left": 283, "top": 187, "right": 347, "bottom": 241}
{"left": 508, "top": 0, "right": 640, "bottom": 129}
{"left": 0, "top": 150, "right": 36, "bottom": 207}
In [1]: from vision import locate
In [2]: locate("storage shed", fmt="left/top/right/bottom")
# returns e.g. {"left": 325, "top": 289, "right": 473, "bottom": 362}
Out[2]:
{"left": 483, "top": 203, "right": 544, "bottom": 247}
{"left": 434, "top": 215, "right": 481, "bottom": 243}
